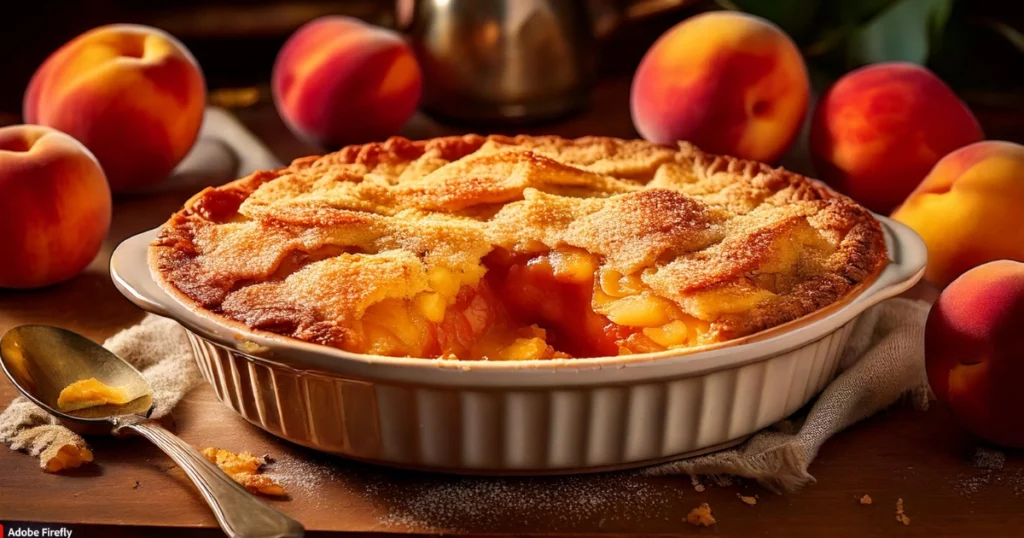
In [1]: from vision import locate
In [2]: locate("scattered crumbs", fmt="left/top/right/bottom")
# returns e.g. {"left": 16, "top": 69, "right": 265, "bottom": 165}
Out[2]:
{"left": 738, "top": 494, "right": 757, "bottom": 506}
{"left": 202, "top": 447, "right": 285, "bottom": 497}
{"left": 686, "top": 503, "right": 716, "bottom": 527}
{"left": 859, "top": 494, "right": 872, "bottom": 505}
{"left": 973, "top": 447, "right": 1005, "bottom": 471}
{"left": 691, "top": 475, "right": 705, "bottom": 492}
{"left": 896, "top": 498, "right": 910, "bottom": 526}
{"left": 132, "top": 480, "right": 141, "bottom": 490}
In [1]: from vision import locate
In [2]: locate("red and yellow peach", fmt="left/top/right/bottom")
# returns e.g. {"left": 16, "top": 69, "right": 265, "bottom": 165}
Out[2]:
{"left": 272, "top": 16, "right": 422, "bottom": 147}
{"left": 24, "top": 24, "right": 206, "bottom": 193}
{"left": 810, "top": 62, "right": 983, "bottom": 214}
{"left": 926, "top": 260, "right": 1024, "bottom": 448}
{"left": 0, "top": 126, "right": 111, "bottom": 289}
{"left": 892, "top": 141, "right": 1024, "bottom": 287}
{"left": 630, "top": 11, "right": 810, "bottom": 163}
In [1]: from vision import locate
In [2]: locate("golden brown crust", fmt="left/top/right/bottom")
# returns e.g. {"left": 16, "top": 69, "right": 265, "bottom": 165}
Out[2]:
{"left": 150, "top": 135, "right": 887, "bottom": 355}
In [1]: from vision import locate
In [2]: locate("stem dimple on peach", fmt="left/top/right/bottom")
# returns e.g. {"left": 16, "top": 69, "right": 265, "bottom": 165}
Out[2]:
{"left": 115, "top": 33, "right": 147, "bottom": 59}
{"left": 0, "top": 135, "right": 34, "bottom": 153}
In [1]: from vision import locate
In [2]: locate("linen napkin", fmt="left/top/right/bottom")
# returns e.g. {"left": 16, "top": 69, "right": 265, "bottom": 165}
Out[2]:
{"left": 1, "top": 299, "right": 928, "bottom": 488}
{"left": 645, "top": 298, "right": 930, "bottom": 491}
{"left": 0, "top": 316, "right": 201, "bottom": 471}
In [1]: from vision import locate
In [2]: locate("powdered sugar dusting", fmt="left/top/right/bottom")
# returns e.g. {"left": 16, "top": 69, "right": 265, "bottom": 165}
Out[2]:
{"left": 973, "top": 448, "right": 1005, "bottom": 471}
{"left": 952, "top": 447, "right": 1024, "bottom": 497}
{"left": 365, "top": 471, "right": 673, "bottom": 531}
{"left": 264, "top": 455, "right": 341, "bottom": 506}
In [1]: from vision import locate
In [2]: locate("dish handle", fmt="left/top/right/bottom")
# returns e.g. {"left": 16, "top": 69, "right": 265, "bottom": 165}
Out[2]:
{"left": 110, "top": 230, "right": 173, "bottom": 318}
{"left": 850, "top": 215, "right": 928, "bottom": 308}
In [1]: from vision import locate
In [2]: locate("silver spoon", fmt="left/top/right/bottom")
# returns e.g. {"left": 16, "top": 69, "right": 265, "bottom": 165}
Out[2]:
{"left": 0, "top": 325, "right": 304, "bottom": 538}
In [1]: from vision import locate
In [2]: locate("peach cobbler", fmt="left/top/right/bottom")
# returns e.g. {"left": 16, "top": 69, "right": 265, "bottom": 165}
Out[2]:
{"left": 151, "top": 135, "right": 886, "bottom": 360}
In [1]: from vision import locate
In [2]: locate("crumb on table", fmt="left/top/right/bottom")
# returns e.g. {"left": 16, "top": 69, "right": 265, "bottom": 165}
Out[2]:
{"left": 686, "top": 503, "right": 716, "bottom": 526}
{"left": 896, "top": 498, "right": 911, "bottom": 525}
{"left": 860, "top": 494, "right": 872, "bottom": 505}
{"left": 738, "top": 494, "right": 757, "bottom": 506}
{"left": 43, "top": 444, "right": 93, "bottom": 473}
{"left": 691, "top": 476, "right": 705, "bottom": 493}
{"left": 202, "top": 447, "right": 286, "bottom": 497}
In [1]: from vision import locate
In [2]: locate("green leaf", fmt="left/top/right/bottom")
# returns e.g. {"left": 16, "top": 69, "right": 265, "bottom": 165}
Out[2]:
{"left": 846, "top": 0, "right": 954, "bottom": 67}
{"left": 729, "top": 0, "right": 822, "bottom": 38}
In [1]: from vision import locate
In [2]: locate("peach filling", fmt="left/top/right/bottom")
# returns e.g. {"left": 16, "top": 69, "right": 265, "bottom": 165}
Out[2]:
{"left": 352, "top": 248, "right": 710, "bottom": 360}
{"left": 57, "top": 377, "right": 132, "bottom": 412}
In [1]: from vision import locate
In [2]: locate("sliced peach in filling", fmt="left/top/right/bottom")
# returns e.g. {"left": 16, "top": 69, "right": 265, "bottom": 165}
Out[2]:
{"left": 352, "top": 247, "right": 712, "bottom": 360}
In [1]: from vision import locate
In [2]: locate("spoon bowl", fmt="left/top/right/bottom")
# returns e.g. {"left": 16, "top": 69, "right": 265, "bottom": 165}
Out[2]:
{"left": 1, "top": 325, "right": 153, "bottom": 434}
{"left": 0, "top": 324, "right": 304, "bottom": 538}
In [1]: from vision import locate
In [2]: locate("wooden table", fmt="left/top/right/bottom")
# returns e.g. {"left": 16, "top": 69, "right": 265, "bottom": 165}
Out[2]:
{"left": 3, "top": 81, "right": 1024, "bottom": 537}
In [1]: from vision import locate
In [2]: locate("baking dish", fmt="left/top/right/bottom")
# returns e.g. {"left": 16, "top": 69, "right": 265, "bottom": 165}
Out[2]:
{"left": 111, "top": 215, "right": 925, "bottom": 474}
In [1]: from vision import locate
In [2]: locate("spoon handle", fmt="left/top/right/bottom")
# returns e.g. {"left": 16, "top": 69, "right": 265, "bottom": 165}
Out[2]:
{"left": 123, "top": 420, "right": 305, "bottom": 538}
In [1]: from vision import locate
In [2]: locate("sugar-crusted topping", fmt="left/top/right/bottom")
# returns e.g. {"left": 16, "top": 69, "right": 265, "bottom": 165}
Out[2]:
{"left": 151, "top": 135, "right": 886, "bottom": 353}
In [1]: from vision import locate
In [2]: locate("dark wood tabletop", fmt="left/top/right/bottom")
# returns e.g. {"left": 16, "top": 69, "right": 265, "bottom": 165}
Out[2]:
{"left": 2, "top": 79, "right": 1023, "bottom": 537}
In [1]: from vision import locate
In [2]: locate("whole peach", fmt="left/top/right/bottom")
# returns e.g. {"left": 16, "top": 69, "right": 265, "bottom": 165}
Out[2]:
{"left": 810, "top": 63, "right": 983, "bottom": 214}
{"left": 630, "top": 12, "right": 809, "bottom": 163}
{"left": 24, "top": 24, "right": 206, "bottom": 193}
{"left": 892, "top": 141, "right": 1024, "bottom": 287}
{"left": 272, "top": 16, "right": 422, "bottom": 147}
{"left": 0, "top": 126, "right": 111, "bottom": 289}
{"left": 926, "top": 260, "right": 1024, "bottom": 448}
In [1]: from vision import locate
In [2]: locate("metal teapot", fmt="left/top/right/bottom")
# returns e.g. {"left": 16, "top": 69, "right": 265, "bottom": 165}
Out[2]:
{"left": 397, "top": 0, "right": 689, "bottom": 124}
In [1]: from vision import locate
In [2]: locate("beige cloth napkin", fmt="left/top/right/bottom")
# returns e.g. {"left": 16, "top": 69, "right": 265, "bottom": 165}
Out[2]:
{"left": 0, "top": 316, "right": 201, "bottom": 471}
{"left": 646, "top": 298, "right": 930, "bottom": 491}
{"left": 1, "top": 300, "right": 928, "bottom": 487}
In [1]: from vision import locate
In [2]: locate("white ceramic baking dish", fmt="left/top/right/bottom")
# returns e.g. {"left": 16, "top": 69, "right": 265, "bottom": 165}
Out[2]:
{"left": 111, "top": 215, "right": 925, "bottom": 474}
